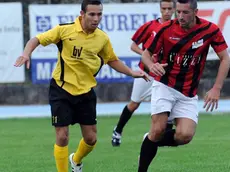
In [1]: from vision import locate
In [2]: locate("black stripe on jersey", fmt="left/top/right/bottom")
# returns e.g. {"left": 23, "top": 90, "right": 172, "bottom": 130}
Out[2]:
{"left": 134, "top": 21, "right": 153, "bottom": 44}
{"left": 56, "top": 41, "right": 65, "bottom": 87}
{"left": 147, "top": 20, "right": 173, "bottom": 54}
{"left": 59, "top": 22, "right": 74, "bottom": 26}
{"left": 188, "top": 49, "right": 209, "bottom": 97}
{"left": 160, "top": 22, "right": 212, "bottom": 86}
{"left": 174, "top": 28, "right": 219, "bottom": 93}
{"left": 187, "top": 30, "right": 219, "bottom": 96}
{"left": 212, "top": 41, "right": 226, "bottom": 46}
{"left": 94, "top": 55, "right": 104, "bottom": 77}
{"left": 188, "top": 55, "right": 203, "bottom": 97}
{"left": 187, "top": 29, "right": 220, "bottom": 97}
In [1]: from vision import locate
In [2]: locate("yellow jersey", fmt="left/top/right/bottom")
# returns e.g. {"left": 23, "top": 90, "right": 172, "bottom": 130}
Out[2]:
{"left": 36, "top": 16, "right": 118, "bottom": 95}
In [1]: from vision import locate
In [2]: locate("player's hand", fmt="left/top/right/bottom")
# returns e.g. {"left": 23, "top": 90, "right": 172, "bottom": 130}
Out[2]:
{"left": 14, "top": 54, "right": 30, "bottom": 69}
{"left": 149, "top": 63, "right": 168, "bottom": 76}
{"left": 203, "top": 87, "right": 220, "bottom": 112}
{"left": 151, "top": 54, "right": 157, "bottom": 62}
{"left": 131, "top": 70, "right": 150, "bottom": 82}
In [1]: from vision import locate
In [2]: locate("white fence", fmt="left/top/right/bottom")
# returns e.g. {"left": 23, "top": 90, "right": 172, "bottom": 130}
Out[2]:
{"left": 0, "top": 100, "right": 230, "bottom": 119}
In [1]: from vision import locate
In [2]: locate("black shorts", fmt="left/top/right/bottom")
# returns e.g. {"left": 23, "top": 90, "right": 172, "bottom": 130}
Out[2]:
{"left": 49, "top": 78, "right": 97, "bottom": 127}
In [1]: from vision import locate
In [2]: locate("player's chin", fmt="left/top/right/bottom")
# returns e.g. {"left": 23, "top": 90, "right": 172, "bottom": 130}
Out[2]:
{"left": 91, "top": 24, "right": 98, "bottom": 29}
{"left": 164, "top": 16, "right": 170, "bottom": 20}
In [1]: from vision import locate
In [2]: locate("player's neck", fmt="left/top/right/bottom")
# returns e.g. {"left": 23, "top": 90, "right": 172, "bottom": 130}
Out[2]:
{"left": 189, "top": 17, "right": 197, "bottom": 29}
{"left": 183, "top": 17, "right": 197, "bottom": 31}
{"left": 80, "top": 20, "right": 93, "bottom": 34}
{"left": 160, "top": 18, "right": 165, "bottom": 23}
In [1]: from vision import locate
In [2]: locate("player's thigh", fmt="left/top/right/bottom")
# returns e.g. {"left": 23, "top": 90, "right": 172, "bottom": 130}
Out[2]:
{"left": 171, "top": 95, "right": 199, "bottom": 124}
{"left": 49, "top": 79, "right": 74, "bottom": 127}
{"left": 151, "top": 81, "right": 175, "bottom": 116}
{"left": 149, "top": 112, "right": 169, "bottom": 141}
{"left": 175, "top": 118, "right": 197, "bottom": 144}
{"left": 175, "top": 118, "right": 197, "bottom": 135}
{"left": 131, "top": 77, "right": 153, "bottom": 102}
{"left": 75, "top": 88, "right": 97, "bottom": 126}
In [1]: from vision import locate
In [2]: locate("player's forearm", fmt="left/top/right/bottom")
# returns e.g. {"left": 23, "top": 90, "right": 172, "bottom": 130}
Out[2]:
{"left": 108, "top": 60, "right": 133, "bottom": 76}
{"left": 131, "top": 42, "right": 143, "bottom": 55}
{"left": 213, "top": 57, "right": 230, "bottom": 90}
{"left": 23, "top": 37, "right": 40, "bottom": 57}
{"left": 141, "top": 49, "right": 153, "bottom": 70}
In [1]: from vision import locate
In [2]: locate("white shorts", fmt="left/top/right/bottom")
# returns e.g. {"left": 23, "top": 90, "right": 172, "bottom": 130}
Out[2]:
{"left": 151, "top": 81, "right": 199, "bottom": 124}
{"left": 131, "top": 71, "right": 154, "bottom": 103}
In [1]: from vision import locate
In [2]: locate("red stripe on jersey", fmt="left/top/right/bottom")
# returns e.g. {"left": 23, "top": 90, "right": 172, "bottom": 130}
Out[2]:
{"left": 132, "top": 19, "right": 161, "bottom": 49}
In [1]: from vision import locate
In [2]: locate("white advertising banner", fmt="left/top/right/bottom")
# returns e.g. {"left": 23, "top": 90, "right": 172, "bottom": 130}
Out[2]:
{"left": 198, "top": 1, "right": 230, "bottom": 60}
{"left": 29, "top": 2, "right": 230, "bottom": 83}
{"left": 0, "top": 3, "right": 24, "bottom": 83}
{"left": 29, "top": 3, "right": 161, "bottom": 59}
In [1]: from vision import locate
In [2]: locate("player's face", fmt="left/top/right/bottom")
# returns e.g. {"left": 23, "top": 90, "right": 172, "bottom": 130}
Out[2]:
{"left": 81, "top": 4, "right": 103, "bottom": 33}
{"left": 176, "top": 2, "right": 197, "bottom": 29}
{"left": 160, "top": 2, "right": 175, "bottom": 21}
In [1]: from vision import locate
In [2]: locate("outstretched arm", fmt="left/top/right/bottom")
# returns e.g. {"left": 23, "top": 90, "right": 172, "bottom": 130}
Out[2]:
{"left": 108, "top": 60, "right": 150, "bottom": 81}
{"left": 14, "top": 37, "right": 40, "bottom": 69}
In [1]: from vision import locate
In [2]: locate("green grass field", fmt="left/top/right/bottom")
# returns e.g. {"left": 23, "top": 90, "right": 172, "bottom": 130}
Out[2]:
{"left": 0, "top": 114, "right": 230, "bottom": 172}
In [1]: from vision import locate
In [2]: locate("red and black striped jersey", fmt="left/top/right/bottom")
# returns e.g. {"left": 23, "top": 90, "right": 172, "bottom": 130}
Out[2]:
{"left": 144, "top": 17, "right": 228, "bottom": 97}
{"left": 131, "top": 19, "right": 162, "bottom": 72}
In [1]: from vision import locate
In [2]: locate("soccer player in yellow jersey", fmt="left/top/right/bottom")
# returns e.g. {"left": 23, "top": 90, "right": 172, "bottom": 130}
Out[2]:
{"left": 14, "top": 0, "right": 148, "bottom": 171}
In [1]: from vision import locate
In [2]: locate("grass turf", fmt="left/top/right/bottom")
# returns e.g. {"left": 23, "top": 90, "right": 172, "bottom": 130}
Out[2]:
{"left": 0, "top": 114, "right": 230, "bottom": 172}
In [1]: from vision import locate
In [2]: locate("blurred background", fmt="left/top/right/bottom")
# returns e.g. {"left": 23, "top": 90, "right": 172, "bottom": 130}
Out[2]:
{"left": 0, "top": 0, "right": 229, "bottom": 110}
{"left": 0, "top": 1, "right": 230, "bottom": 172}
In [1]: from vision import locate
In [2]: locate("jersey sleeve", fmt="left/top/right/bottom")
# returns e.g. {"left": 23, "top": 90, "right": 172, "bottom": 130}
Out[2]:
{"left": 98, "top": 38, "right": 119, "bottom": 64}
{"left": 211, "top": 26, "right": 228, "bottom": 53}
{"left": 131, "top": 21, "right": 152, "bottom": 45}
{"left": 36, "top": 25, "right": 61, "bottom": 46}
{"left": 144, "top": 25, "right": 164, "bottom": 55}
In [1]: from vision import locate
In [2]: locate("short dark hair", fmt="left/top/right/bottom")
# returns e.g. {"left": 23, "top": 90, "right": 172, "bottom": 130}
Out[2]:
{"left": 177, "top": 0, "right": 197, "bottom": 10}
{"left": 160, "top": 0, "right": 176, "bottom": 8}
{"left": 81, "top": 0, "right": 102, "bottom": 12}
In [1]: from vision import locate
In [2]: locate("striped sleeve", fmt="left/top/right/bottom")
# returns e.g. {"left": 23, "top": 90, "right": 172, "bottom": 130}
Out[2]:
{"left": 144, "top": 26, "right": 164, "bottom": 54}
{"left": 211, "top": 25, "right": 228, "bottom": 53}
{"left": 144, "top": 21, "right": 172, "bottom": 54}
{"left": 131, "top": 21, "right": 153, "bottom": 45}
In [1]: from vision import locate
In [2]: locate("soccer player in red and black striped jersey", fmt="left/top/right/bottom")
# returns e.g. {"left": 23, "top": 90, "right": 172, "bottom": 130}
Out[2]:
{"left": 138, "top": 0, "right": 230, "bottom": 171}
{"left": 111, "top": 0, "right": 176, "bottom": 147}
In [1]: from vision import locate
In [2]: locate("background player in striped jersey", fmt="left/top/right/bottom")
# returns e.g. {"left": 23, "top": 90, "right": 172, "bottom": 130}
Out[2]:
{"left": 111, "top": 0, "right": 176, "bottom": 147}
{"left": 138, "top": 0, "right": 230, "bottom": 171}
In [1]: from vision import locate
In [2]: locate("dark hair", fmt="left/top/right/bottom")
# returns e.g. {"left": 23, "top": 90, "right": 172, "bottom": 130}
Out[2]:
{"left": 177, "top": 0, "right": 197, "bottom": 10}
{"left": 81, "top": 0, "right": 102, "bottom": 12}
{"left": 160, "top": 0, "right": 176, "bottom": 8}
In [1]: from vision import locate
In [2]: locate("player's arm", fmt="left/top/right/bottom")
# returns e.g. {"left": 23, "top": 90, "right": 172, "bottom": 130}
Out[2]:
{"left": 108, "top": 60, "right": 149, "bottom": 81}
{"left": 131, "top": 21, "right": 152, "bottom": 55}
{"left": 14, "top": 25, "right": 61, "bottom": 69}
{"left": 130, "top": 42, "right": 143, "bottom": 55}
{"left": 99, "top": 39, "right": 149, "bottom": 81}
{"left": 141, "top": 28, "right": 167, "bottom": 76}
{"left": 14, "top": 37, "right": 40, "bottom": 69}
{"left": 213, "top": 49, "right": 230, "bottom": 90}
{"left": 204, "top": 27, "right": 230, "bottom": 112}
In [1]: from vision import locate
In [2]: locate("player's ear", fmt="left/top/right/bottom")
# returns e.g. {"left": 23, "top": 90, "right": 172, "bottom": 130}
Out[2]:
{"left": 194, "top": 9, "right": 198, "bottom": 16}
{"left": 80, "top": 10, "right": 85, "bottom": 17}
